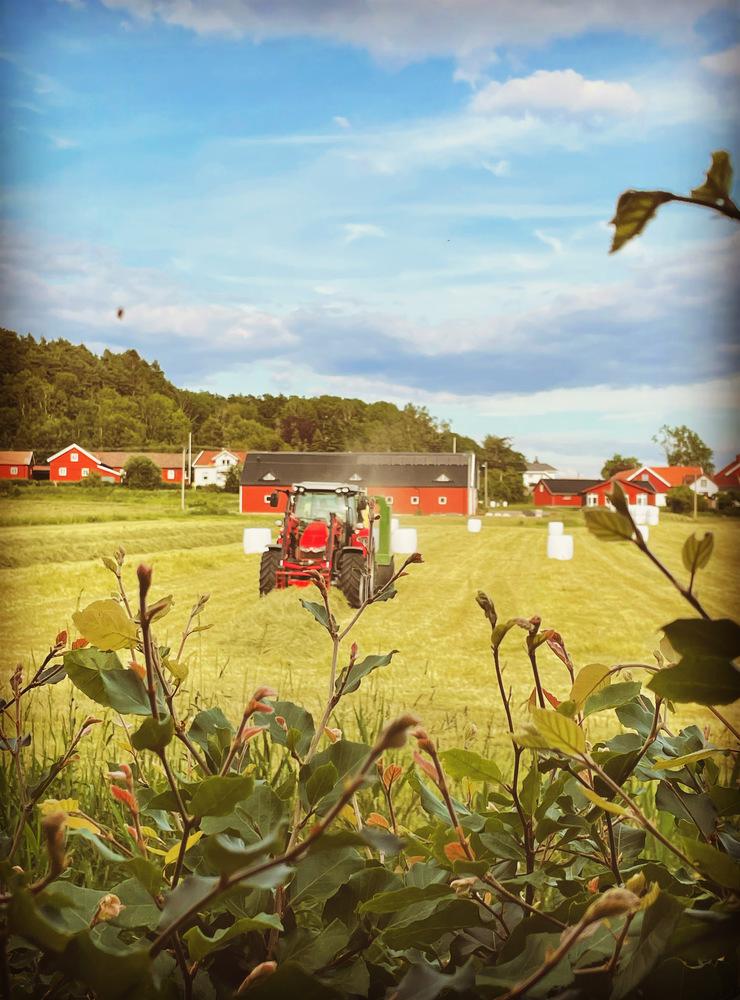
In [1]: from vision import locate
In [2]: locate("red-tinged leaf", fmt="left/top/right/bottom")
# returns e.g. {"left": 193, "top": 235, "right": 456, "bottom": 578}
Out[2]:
{"left": 413, "top": 751, "right": 440, "bottom": 786}
{"left": 544, "top": 689, "right": 562, "bottom": 709}
{"left": 383, "top": 764, "right": 403, "bottom": 789}
{"left": 366, "top": 812, "right": 390, "bottom": 830}
{"left": 110, "top": 785, "right": 138, "bottom": 814}
{"left": 587, "top": 876, "right": 599, "bottom": 894}
{"left": 444, "top": 841, "right": 469, "bottom": 863}
{"left": 55, "top": 630, "right": 68, "bottom": 647}
{"left": 128, "top": 661, "right": 146, "bottom": 680}
{"left": 72, "top": 637, "right": 89, "bottom": 650}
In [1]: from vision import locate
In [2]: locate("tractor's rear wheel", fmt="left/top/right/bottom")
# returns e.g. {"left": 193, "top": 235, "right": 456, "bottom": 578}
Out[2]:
{"left": 259, "top": 548, "right": 280, "bottom": 596}
{"left": 374, "top": 557, "right": 396, "bottom": 595}
{"left": 339, "top": 550, "right": 372, "bottom": 608}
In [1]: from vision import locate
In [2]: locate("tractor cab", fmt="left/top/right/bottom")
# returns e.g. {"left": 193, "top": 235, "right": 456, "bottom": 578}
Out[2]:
{"left": 259, "top": 482, "right": 393, "bottom": 607}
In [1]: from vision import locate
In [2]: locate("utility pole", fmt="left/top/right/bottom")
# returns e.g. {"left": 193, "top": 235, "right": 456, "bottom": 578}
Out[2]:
{"left": 188, "top": 431, "right": 192, "bottom": 489}
{"left": 181, "top": 448, "right": 186, "bottom": 511}
{"left": 693, "top": 476, "right": 698, "bottom": 521}
{"left": 452, "top": 435, "right": 457, "bottom": 454}
{"left": 483, "top": 461, "right": 488, "bottom": 510}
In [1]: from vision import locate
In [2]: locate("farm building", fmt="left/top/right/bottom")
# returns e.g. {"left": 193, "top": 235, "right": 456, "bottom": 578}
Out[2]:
{"left": 0, "top": 450, "right": 34, "bottom": 480}
{"left": 523, "top": 460, "right": 559, "bottom": 491}
{"left": 46, "top": 445, "right": 186, "bottom": 484}
{"left": 621, "top": 465, "right": 705, "bottom": 506}
{"left": 192, "top": 449, "right": 246, "bottom": 488}
{"left": 714, "top": 454, "right": 740, "bottom": 493}
{"left": 533, "top": 475, "right": 656, "bottom": 508}
{"left": 240, "top": 451, "right": 476, "bottom": 515}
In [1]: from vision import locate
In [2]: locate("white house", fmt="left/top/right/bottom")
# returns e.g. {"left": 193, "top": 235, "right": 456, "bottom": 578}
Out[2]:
{"left": 523, "top": 459, "right": 559, "bottom": 491}
{"left": 688, "top": 473, "right": 719, "bottom": 498}
{"left": 192, "top": 449, "right": 246, "bottom": 488}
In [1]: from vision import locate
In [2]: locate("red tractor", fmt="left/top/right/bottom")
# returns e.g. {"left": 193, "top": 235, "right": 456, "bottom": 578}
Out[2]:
{"left": 258, "top": 483, "right": 394, "bottom": 607}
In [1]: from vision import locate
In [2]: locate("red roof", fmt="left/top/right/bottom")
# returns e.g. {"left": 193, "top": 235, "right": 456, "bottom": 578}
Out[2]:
{"left": 624, "top": 465, "right": 703, "bottom": 488}
{"left": 193, "top": 448, "right": 246, "bottom": 467}
{"left": 714, "top": 454, "right": 740, "bottom": 489}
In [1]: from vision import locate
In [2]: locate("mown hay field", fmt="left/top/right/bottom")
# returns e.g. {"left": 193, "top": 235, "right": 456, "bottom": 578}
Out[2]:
{"left": 1, "top": 488, "right": 739, "bottom": 754}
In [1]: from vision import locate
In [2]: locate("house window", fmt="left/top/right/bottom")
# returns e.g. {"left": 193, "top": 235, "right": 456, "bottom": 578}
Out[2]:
{"left": 539, "top": 484, "right": 544, "bottom": 492}
{"left": 563, "top": 495, "right": 572, "bottom": 500}
{"left": 81, "top": 468, "right": 89, "bottom": 478}
{"left": 59, "top": 467, "right": 67, "bottom": 477}
{"left": 10, "top": 466, "right": 18, "bottom": 475}
{"left": 410, "top": 496, "right": 420, "bottom": 505}
{"left": 264, "top": 494, "right": 274, "bottom": 503}
{"left": 586, "top": 493, "right": 598, "bottom": 507}
{"left": 438, "top": 496, "right": 448, "bottom": 506}
{"left": 167, "top": 469, "right": 175, "bottom": 480}
{"left": 635, "top": 493, "right": 647, "bottom": 505}
{"left": 385, "top": 496, "right": 394, "bottom": 505}
{"left": 70, "top": 452, "right": 78, "bottom": 463}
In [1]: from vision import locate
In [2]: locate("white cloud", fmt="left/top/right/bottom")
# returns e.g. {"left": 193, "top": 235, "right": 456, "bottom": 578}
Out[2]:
{"left": 100, "top": 0, "right": 725, "bottom": 64}
{"left": 343, "top": 223, "right": 386, "bottom": 243}
{"left": 700, "top": 44, "right": 740, "bottom": 76}
{"left": 51, "top": 135, "right": 78, "bottom": 149}
{"left": 470, "top": 69, "right": 642, "bottom": 116}
{"left": 481, "top": 158, "right": 510, "bottom": 176}
{"left": 333, "top": 115, "right": 351, "bottom": 129}
{"left": 534, "top": 229, "right": 564, "bottom": 254}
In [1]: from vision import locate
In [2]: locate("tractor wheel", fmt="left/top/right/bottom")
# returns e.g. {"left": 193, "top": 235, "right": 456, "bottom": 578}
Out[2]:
{"left": 374, "top": 557, "right": 396, "bottom": 595}
{"left": 339, "top": 550, "right": 372, "bottom": 608}
{"left": 259, "top": 548, "right": 280, "bottom": 596}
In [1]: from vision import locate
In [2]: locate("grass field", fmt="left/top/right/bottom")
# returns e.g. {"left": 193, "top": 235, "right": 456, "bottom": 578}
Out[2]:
{"left": 1, "top": 487, "right": 739, "bottom": 756}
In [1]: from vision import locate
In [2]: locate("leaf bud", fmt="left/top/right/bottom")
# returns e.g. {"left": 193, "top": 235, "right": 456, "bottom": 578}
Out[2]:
{"left": 136, "top": 563, "right": 152, "bottom": 598}
{"left": 252, "top": 686, "right": 278, "bottom": 703}
{"left": 239, "top": 726, "right": 266, "bottom": 745}
{"left": 450, "top": 876, "right": 476, "bottom": 896}
{"left": 236, "top": 961, "right": 277, "bottom": 994}
{"left": 91, "top": 893, "right": 124, "bottom": 926}
{"left": 377, "top": 714, "right": 421, "bottom": 750}
{"left": 583, "top": 888, "right": 640, "bottom": 925}
{"left": 402, "top": 552, "right": 423, "bottom": 567}
{"left": 54, "top": 630, "right": 68, "bottom": 648}
{"left": 71, "top": 637, "right": 89, "bottom": 649}
{"left": 324, "top": 726, "right": 342, "bottom": 743}
{"left": 41, "top": 812, "right": 67, "bottom": 877}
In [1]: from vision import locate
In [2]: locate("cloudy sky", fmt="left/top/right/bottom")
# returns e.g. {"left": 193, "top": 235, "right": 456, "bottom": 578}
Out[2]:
{"left": 1, "top": 0, "right": 738, "bottom": 474}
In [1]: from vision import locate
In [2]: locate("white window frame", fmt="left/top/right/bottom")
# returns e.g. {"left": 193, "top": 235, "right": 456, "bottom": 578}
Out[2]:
{"left": 563, "top": 495, "right": 572, "bottom": 501}
{"left": 438, "top": 496, "right": 448, "bottom": 506}
{"left": 410, "top": 496, "right": 420, "bottom": 505}
{"left": 81, "top": 468, "right": 90, "bottom": 478}
{"left": 70, "top": 452, "right": 79, "bottom": 463}
{"left": 635, "top": 493, "right": 648, "bottom": 505}
{"left": 10, "top": 466, "right": 18, "bottom": 475}
{"left": 263, "top": 494, "right": 274, "bottom": 503}
{"left": 58, "top": 466, "right": 67, "bottom": 477}
{"left": 167, "top": 469, "right": 175, "bottom": 480}
{"left": 586, "top": 493, "right": 598, "bottom": 507}
{"left": 385, "top": 496, "right": 394, "bottom": 505}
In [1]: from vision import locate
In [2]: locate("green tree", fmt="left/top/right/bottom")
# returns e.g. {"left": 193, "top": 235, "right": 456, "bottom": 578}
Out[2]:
{"left": 223, "top": 462, "right": 242, "bottom": 493}
{"left": 601, "top": 454, "right": 640, "bottom": 479}
{"left": 124, "top": 455, "right": 161, "bottom": 490}
{"left": 653, "top": 425, "right": 714, "bottom": 475}
{"left": 481, "top": 435, "right": 526, "bottom": 503}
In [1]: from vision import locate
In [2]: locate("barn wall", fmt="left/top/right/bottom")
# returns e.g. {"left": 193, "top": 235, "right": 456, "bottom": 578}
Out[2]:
{"left": 239, "top": 483, "right": 468, "bottom": 515}
{"left": 0, "top": 463, "right": 31, "bottom": 480}
{"left": 533, "top": 484, "right": 582, "bottom": 507}
{"left": 49, "top": 450, "right": 101, "bottom": 483}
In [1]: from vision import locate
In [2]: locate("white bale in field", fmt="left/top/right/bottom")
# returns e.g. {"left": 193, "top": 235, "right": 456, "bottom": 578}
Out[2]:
{"left": 467, "top": 518, "right": 482, "bottom": 533}
{"left": 548, "top": 521, "right": 564, "bottom": 536}
{"left": 243, "top": 527, "right": 272, "bottom": 554}
{"left": 630, "top": 505, "right": 648, "bottom": 525}
{"left": 646, "top": 505, "right": 660, "bottom": 526}
{"left": 638, "top": 525, "right": 649, "bottom": 542}
{"left": 548, "top": 534, "right": 574, "bottom": 560}
{"left": 391, "top": 517, "right": 400, "bottom": 532}
{"left": 392, "top": 527, "right": 418, "bottom": 554}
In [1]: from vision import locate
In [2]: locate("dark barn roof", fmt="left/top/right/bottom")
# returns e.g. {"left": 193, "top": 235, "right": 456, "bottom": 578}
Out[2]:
{"left": 242, "top": 452, "right": 473, "bottom": 489}
{"left": 539, "top": 478, "right": 603, "bottom": 495}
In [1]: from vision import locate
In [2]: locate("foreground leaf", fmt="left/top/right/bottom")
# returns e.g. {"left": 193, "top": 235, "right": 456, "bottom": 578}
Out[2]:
{"left": 648, "top": 656, "right": 740, "bottom": 706}
{"left": 189, "top": 774, "right": 253, "bottom": 818}
{"left": 438, "top": 748, "right": 503, "bottom": 785}
{"left": 64, "top": 647, "right": 152, "bottom": 715}
{"left": 528, "top": 707, "right": 585, "bottom": 756}
{"left": 609, "top": 189, "right": 674, "bottom": 253}
{"left": 71, "top": 599, "right": 138, "bottom": 651}
{"left": 184, "top": 913, "right": 282, "bottom": 961}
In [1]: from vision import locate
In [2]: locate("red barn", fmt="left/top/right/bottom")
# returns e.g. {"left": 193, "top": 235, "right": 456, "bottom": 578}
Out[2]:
{"left": 583, "top": 476, "right": 656, "bottom": 507}
{"left": 0, "top": 450, "right": 34, "bottom": 480}
{"left": 47, "top": 444, "right": 123, "bottom": 483}
{"left": 240, "top": 452, "right": 476, "bottom": 515}
{"left": 533, "top": 478, "right": 602, "bottom": 507}
{"left": 713, "top": 454, "right": 740, "bottom": 493}
{"left": 622, "top": 465, "right": 703, "bottom": 506}
{"left": 97, "top": 452, "right": 187, "bottom": 484}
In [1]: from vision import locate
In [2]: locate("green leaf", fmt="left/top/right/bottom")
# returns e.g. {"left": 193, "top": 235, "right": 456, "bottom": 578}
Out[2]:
{"left": 529, "top": 707, "right": 586, "bottom": 756}
{"left": 680, "top": 837, "right": 740, "bottom": 890}
{"left": 584, "top": 681, "right": 641, "bottom": 716}
{"left": 67, "top": 827, "right": 127, "bottom": 862}
{"left": 8, "top": 888, "right": 74, "bottom": 953}
{"left": 157, "top": 875, "right": 219, "bottom": 930}
{"left": 477, "top": 932, "right": 571, "bottom": 996}
{"left": 655, "top": 785, "right": 717, "bottom": 839}
{"left": 381, "top": 898, "right": 481, "bottom": 950}
{"left": 204, "top": 829, "right": 284, "bottom": 876}
{"left": 580, "top": 786, "right": 629, "bottom": 816}
{"left": 189, "top": 774, "right": 253, "bottom": 818}
{"left": 243, "top": 963, "right": 343, "bottom": 1000}
{"left": 609, "top": 189, "right": 674, "bottom": 253}
{"left": 184, "top": 913, "right": 282, "bottom": 962}
{"left": 130, "top": 713, "right": 174, "bottom": 752}
{"left": 336, "top": 650, "right": 397, "bottom": 695}
{"left": 162, "top": 656, "right": 188, "bottom": 682}
{"left": 611, "top": 893, "right": 684, "bottom": 1000}
{"left": 648, "top": 656, "right": 740, "bottom": 706}
{"left": 690, "top": 150, "right": 733, "bottom": 204}
{"left": 58, "top": 933, "right": 153, "bottom": 1000}
{"left": 300, "top": 599, "right": 332, "bottom": 630}
{"left": 392, "top": 959, "right": 475, "bottom": 1000}
{"left": 290, "top": 849, "right": 364, "bottom": 908}
{"left": 570, "top": 663, "right": 611, "bottom": 708}
{"left": 305, "top": 762, "right": 338, "bottom": 808}
{"left": 253, "top": 700, "right": 315, "bottom": 758}
{"left": 681, "top": 532, "right": 714, "bottom": 576}
{"left": 358, "top": 882, "right": 450, "bottom": 915}
{"left": 520, "top": 754, "right": 540, "bottom": 816}
{"left": 653, "top": 748, "right": 724, "bottom": 770}
{"left": 299, "top": 740, "right": 373, "bottom": 815}
{"left": 584, "top": 508, "right": 635, "bottom": 541}
{"left": 71, "top": 599, "right": 138, "bottom": 651}
{"left": 64, "top": 647, "right": 152, "bottom": 716}
{"left": 438, "top": 748, "right": 503, "bottom": 785}
{"left": 280, "top": 919, "right": 350, "bottom": 973}
{"left": 662, "top": 618, "right": 740, "bottom": 659}
{"left": 121, "top": 856, "right": 162, "bottom": 897}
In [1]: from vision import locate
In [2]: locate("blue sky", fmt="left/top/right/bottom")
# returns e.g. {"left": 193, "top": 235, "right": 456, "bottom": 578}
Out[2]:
{"left": 1, "top": 0, "right": 738, "bottom": 474}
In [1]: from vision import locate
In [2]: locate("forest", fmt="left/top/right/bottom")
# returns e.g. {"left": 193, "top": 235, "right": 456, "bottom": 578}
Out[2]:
{"left": 0, "top": 329, "right": 527, "bottom": 499}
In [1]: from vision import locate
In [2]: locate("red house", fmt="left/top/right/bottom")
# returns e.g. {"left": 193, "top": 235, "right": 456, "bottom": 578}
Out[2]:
{"left": 240, "top": 452, "right": 476, "bottom": 515}
{"left": 583, "top": 476, "right": 656, "bottom": 507}
{"left": 47, "top": 444, "right": 123, "bottom": 484}
{"left": 713, "top": 454, "right": 740, "bottom": 493}
{"left": 97, "top": 452, "right": 187, "bottom": 484}
{"left": 621, "top": 465, "right": 704, "bottom": 506}
{"left": 533, "top": 479, "right": 602, "bottom": 507}
{"left": 0, "top": 450, "right": 34, "bottom": 480}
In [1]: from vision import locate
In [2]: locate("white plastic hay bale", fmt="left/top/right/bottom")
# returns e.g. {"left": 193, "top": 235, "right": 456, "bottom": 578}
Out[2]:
{"left": 547, "top": 534, "right": 574, "bottom": 560}
{"left": 548, "top": 521, "right": 564, "bottom": 536}
{"left": 638, "top": 525, "right": 649, "bottom": 542}
{"left": 391, "top": 517, "right": 400, "bottom": 532}
{"left": 391, "top": 527, "right": 418, "bottom": 554}
{"left": 630, "top": 504, "right": 648, "bottom": 525}
{"left": 656, "top": 494, "right": 667, "bottom": 508}
{"left": 243, "top": 527, "right": 272, "bottom": 554}
{"left": 467, "top": 518, "right": 482, "bottom": 533}
{"left": 646, "top": 505, "right": 660, "bottom": 526}
{"left": 534, "top": 510, "right": 543, "bottom": 518}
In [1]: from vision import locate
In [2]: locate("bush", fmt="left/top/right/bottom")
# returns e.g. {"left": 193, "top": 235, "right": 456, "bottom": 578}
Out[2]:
{"left": 223, "top": 462, "right": 242, "bottom": 494}
{"left": 665, "top": 484, "right": 708, "bottom": 513}
{"left": 1, "top": 487, "right": 738, "bottom": 998}
{"left": 123, "top": 455, "right": 161, "bottom": 490}
{"left": 716, "top": 490, "right": 740, "bottom": 515}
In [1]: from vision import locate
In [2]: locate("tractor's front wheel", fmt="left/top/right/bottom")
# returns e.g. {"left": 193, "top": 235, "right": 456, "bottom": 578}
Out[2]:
{"left": 339, "top": 550, "right": 372, "bottom": 608}
{"left": 259, "top": 547, "right": 280, "bottom": 596}
{"left": 374, "top": 557, "right": 396, "bottom": 596}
